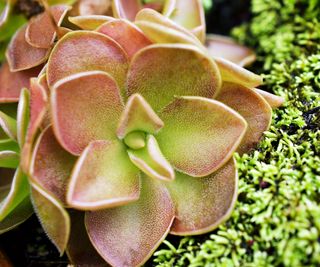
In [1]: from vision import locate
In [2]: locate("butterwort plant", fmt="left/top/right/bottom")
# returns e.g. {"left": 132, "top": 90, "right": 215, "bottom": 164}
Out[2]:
{"left": 0, "top": 0, "right": 284, "bottom": 266}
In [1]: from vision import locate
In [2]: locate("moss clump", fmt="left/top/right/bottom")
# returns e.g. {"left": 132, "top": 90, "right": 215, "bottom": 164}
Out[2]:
{"left": 152, "top": 1, "right": 320, "bottom": 266}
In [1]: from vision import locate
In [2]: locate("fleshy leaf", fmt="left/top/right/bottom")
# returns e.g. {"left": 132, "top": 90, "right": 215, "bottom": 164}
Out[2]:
{"left": 214, "top": 57, "right": 263, "bottom": 88}
{"left": 85, "top": 175, "right": 174, "bottom": 267}
{"left": 127, "top": 44, "right": 221, "bottom": 111}
{"left": 216, "top": 83, "right": 272, "bottom": 154}
{"left": 167, "top": 158, "right": 238, "bottom": 235}
{"left": 66, "top": 211, "right": 106, "bottom": 266}
{"left": 135, "top": 20, "right": 202, "bottom": 48}
{"left": 30, "top": 127, "right": 76, "bottom": 202}
{"left": 6, "top": 25, "right": 49, "bottom": 72}
{"left": 206, "top": 34, "right": 256, "bottom": 67}
{"left": 67, "top": 140, "right": 140, "bottom": 210}
{"left": 112, "top": 0, "right": 141, "bottom": 21}
{"left": 47, "top": 30, "right": 128, "bottom": 92}
{"left": 0, "top": 61, "right": 41, "bottom": 103}
{"left": 17, "top": 88, "right": 29, "bottom": 147}
{"left": 69, "top": 15, "right": 115, "bottom": 30}
{"left": 0, "top": 139, "right": 19, "bottom": 152}
{"left": 0, "top": 168, "right": 30, "bottom": 221}
{"left": 71, "top": 0, "right": 112, "bottom": 16}
{"left": 169, "top": 0, "right": 205, "bottom": 42}
{"left": 255, "top": 89, "right": 285, "bottom": 108}
{"left": 31, "top": 183, "right": 70, "bottom": 255}
{"left": 97, "top": 19, "right": 152, "bottom": 59}
{"left": 162, "top": 0, "right": 176, "bottom": 16}
{"left": 135, "top": 8, "right": 202, "bottom": 46}
{"left": 21, "top": 77, "right": 48, "bottom": 173}
{"left": 117, "top": 94, "right": 163, "bottom": 139}
{"left": 0, "top": 196, "right": 33, "bottom": 234}
{"left": 0, "top": 110, "right": 17, "bottom": 140}
{"left": 51, "top": 71, "right": 123, "bottom": 155}
{"left": 0, "top": 151, "right": 19, "bottom": 168}
{"left": 157, "top": 96, "right": 247, "bottom": 177}
{"left": 25, "top": 5, "right": 71, "bottom": 49}
{"left": 128, "top": 134, "right": 175, "bottom": 181}
{"left": 27, "top": 77, "right": 48, "bottom": 135}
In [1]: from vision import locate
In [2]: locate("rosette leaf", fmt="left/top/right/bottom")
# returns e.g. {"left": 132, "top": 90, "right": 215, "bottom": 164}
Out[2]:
{"left": 216, "top": 82, "right": 272, "bottom": 154}
{"left": 25, "top": 5, "right": 71, "bottom": 49}
{"left": 157, "top": 96, "right": 247, "bottom": 177}
{"left": 127, "top": 44, "right": 221, "bottom": 110}
{"left": 205, "top": 34, "right": 256, "bottom": 67}
{"left": 112, "top": 0, "right": 204, "bottom": 42}
{"left": 31, "top": 182, "right": 70, "bottom": 255}
{"left": 85, "top": 175, "right": 174, "bottom": 267}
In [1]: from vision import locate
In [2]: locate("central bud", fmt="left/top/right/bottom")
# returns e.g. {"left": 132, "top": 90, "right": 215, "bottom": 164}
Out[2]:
{"left": 124, "top": 131, "right": 146, "bottom": 150}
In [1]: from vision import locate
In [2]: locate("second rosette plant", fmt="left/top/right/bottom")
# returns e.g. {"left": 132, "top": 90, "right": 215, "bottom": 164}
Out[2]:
{"left": 0, "top": 1, "right": 284, "bottom": 266}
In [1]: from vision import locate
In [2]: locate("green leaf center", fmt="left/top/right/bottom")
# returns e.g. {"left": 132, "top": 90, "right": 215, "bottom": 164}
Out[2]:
{"left": 124, "top": 131, "right": 146, "bottom": 150}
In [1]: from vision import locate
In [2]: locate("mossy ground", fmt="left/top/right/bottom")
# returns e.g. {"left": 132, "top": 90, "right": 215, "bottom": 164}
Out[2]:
{"left": 151, "top": 1, "right": 320, "bottom": 266}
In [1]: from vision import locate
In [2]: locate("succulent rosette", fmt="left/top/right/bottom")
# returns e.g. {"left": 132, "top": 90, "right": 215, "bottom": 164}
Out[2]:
{"left": 0, "top": 1, "right": 285, "bottom": 266}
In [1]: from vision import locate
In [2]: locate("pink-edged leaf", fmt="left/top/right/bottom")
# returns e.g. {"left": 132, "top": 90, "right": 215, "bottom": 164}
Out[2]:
{"left": 216, "top": 82, "right": 272, "bottom": 154}
{"left": 255, "top": 89, "right": 285, "bottom": 108}
{"left": 69, "top": 15, "right": 115, "bottom": 30}
{"left": 135, "top": 8, "right": 202, "bottom": 46}
{"left": 0, "top": 61, "right": 40, "bottom": 103}
{"left": 117, "top": 94, "right": 163, "bottom": 139}
{"left": 169, "top": 0, "right": 205, "bottom": 42}
{"left": 191, "top": 25, "right": 206, "bottom": 43}
{"left": 30, "top": 126, "right": 76, "bottom": 203}
{"left": 38, "top": 74, "right": 50, "bottom": 95}
{"left": 168, "top": 158, "right": 238, "bottom": 235}
{"left": 85, "top": 175, "right": 174, "bottom": 267}
{"left": 21, "top": 77, "right": 48, "bottom": 173}
{"left": 127, "top": 44, "right": 221, "bottom": 111}
{"left": 135, "top": 20, "right": 202, "bottom": 48}
{"left": 25, "top": 5, "right": 71, "bottom": 49}
{"left": 38, "top": 74, "right": 52, "bottom": 130}
{"left": 214, "top": 57, "right": 263, "bottom": 88}
{"left": 0, "top": 168, "right": 30, "bottom": 221}
{"left": 0, "top": 196, "right": 33, "bottom": 234}
{"left": 6, "top": 25, "right": 49, "bottom": 72}
{"left": 47, "top": 31, "right": 128, "bottom": 93}
{"left": 66, "top": 211, "right": 106, "bottom": 266}
{"left": 97, "top": 19, "right": 152, "bottom": 59}
{"left": 206, "top": 34, "right": 256, "bottom": 67}
{"left": 51, "top": 71, "right": 123, "bottom": 155}
{"left": 71, "top": 0, "right": 112, "bottom": 16}
{"left": 26, "top": 77, "right": 47, "bottom": 138}
{"left": 128, "top": 134, "right": 175, "bottom": 181}
{"left": 31, "top": 182, "right": 70, "bottom": 255}
{"left": 67, "top": 140, "right": 140, "bottom": 210}
{"left": 157, "top": 96, "right": 247, "bottom": 177}
{"left": 17, "top": 88, "right": 29, "bottom": 147}
{"left": 112, "top": 0, "right": 141, "bottom": 21}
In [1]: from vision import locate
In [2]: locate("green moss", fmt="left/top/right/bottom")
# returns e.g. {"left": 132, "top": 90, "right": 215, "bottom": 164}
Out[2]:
{"left": 152, "top": 1, "right": 320, "bottom": 266}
